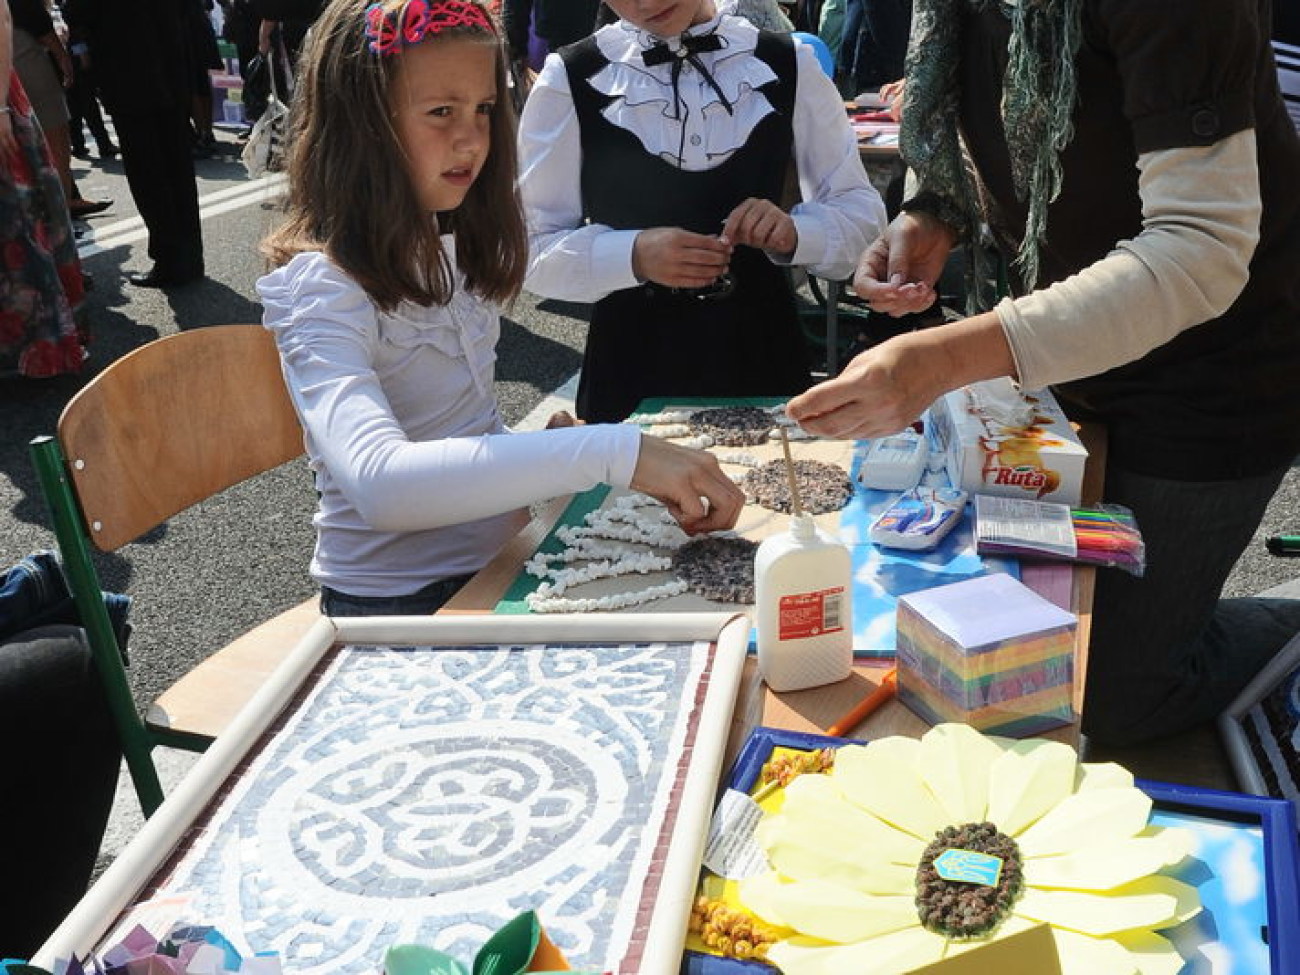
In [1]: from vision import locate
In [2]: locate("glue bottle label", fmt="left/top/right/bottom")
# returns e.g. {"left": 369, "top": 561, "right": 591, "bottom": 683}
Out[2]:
{"left": 778, "top": 587, "right": 846, "bottom": 640}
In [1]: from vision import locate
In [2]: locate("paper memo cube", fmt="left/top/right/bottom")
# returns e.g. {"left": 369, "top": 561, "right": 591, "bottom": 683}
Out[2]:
{"left": 929, "top": 379, "right": 1088, "bottom": 506}
{"left": 895, "top": 572, "right": 1077, "bottom": 736}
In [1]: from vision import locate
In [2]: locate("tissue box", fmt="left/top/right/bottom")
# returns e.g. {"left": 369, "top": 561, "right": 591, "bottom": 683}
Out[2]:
{"left": 895, "top": 573, "right": 1076, "bottom": 736}
{"left": 929, "top": 379, "right": 1087, "bottom": 505}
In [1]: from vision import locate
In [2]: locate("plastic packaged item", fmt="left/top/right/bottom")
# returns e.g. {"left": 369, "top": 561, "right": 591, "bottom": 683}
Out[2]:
{"left": 869, "top": 486, "right": 968, "bottom": 551}
{"left": 973, "top": 496, "right": 1147, "bottom": 576}
{"left": 858, "top": 428, "right": 929, "bottom": 491}
{"left": 754, "top": 513, "right": 854, "bottom": 691}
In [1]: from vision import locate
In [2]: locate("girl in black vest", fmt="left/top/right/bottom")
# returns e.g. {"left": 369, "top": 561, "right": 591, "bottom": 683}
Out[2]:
{"left": 518, "top": 0, "right": 884, "bottom": 422}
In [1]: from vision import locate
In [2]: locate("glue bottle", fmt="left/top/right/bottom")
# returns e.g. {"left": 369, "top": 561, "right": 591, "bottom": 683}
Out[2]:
{"left": 754, "top": 431, "right": 854, "bottom": 691}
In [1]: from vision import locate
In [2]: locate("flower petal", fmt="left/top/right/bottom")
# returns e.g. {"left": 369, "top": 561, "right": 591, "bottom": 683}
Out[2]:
{"left": 918, "top": 723, "right": 1002, "bottom": 823}
{"left": 832, "top": 738, "right": 951, "bottom": 839}
{"left": 738, "top": 873, "right": 918, "bottom": 943}
{"left": 1016, "top": 787, "right": 1152, "bottom": 858}
{"left": 770, "top": 774, "right": 925, "bottom": 865}
{"left": 1013, "top": 876, "right": 1200, "bottom": 936}
{"left": 767, "top": 926, "right": 947, "bottom": 975}
{"left": 1050, "top": 928, "right": 1141, "bottom": 975}
{"left": 1075, "top": 760, "right": 1135, "bottom": 792}
{"left": 1024, "top": 830, "right": 1192, "bottom": 891}
{"left": 1112, "top": 930, "right": 1185, "bottom": 975}
{"left": 758, "top": 814, "right": 915, "bottom": 894}
{"left": 986, "top": 738, "right": 1079, "bottom": 836}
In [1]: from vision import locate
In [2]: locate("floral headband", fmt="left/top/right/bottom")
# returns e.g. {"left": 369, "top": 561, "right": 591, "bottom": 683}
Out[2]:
{"left": 364, "top": 0, "right": 495, "bottom": 56}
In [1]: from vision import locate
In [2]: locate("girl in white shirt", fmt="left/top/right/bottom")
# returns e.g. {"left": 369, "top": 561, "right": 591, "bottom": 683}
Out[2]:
{"left": 258, "top": 0, "right": 744, "bottom": 616}
{"left": 518, "top": 0, "right": 886, "bottom": 422}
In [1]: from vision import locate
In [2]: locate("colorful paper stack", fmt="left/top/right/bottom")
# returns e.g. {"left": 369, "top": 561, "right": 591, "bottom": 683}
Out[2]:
{"left": 895, "top": 573, "right": 1077, "bottom": 736}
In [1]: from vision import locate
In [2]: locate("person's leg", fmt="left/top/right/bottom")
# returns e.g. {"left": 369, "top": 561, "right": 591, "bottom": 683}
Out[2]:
{"left": 837, "top": 0, "right": 866, "bottom": 96}
{"left": 0, "top": 625, "right": 120, "bottom": 959}
{"left": 1081, "top": 462, "right": 1300, "bottom": 744}
{"left": 113, "top": 108, "right": 204, "bottom": 284}
{"left": 857, "top": 0, "right": 909, "bottom": 90}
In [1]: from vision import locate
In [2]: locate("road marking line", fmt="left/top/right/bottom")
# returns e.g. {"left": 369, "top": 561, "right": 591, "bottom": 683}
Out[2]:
{"left": 513, "top": 373, "right": 579, "bottom": 430}
{"left": 77, "top": 174, "right": 289, "bottom": 259}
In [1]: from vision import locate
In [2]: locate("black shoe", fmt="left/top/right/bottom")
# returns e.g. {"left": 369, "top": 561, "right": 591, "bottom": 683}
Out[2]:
{"left": 125, "top": 266, "right": 204, "bottom": 289}
{"left": 70, "top": 198, "right": 113, "bottom": 218}
{"left": 98, "top": 142, "right": 120, "bottom": 159}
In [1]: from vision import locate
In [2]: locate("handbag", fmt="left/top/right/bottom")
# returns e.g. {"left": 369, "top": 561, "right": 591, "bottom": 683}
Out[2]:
{"left": 240, "top": 39, "right": 292, "bottom": 177}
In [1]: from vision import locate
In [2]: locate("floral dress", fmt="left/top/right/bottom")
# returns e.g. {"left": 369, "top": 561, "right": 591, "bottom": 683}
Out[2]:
{"left": 0, "top": 72, "right": 86, "bottom": 379}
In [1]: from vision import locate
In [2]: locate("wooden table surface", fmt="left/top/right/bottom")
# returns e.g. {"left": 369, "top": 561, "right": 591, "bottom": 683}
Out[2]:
{"left": 443, "top": 424, "right": 1106, "bottom": 753}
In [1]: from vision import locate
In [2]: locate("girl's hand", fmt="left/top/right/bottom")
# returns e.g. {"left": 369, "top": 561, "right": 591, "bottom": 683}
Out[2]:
{"left": 853, "top": 210, "right": 956, "bottom": 316}
{"left": 0, "top": 113, "right": 16, "bottom": 158}
{"left": 632, "top": 228, "right": 732, "bottom": 289}
{"left": 721, "top": 197, "right": 797, "bottom": 256}
{"left": 631, "top": 435, "right": 746, "bottom": 535}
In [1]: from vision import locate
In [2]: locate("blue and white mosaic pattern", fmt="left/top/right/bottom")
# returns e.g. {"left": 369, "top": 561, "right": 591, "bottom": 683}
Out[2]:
{"left": 159, "top": 641, "right": 712, "bottom": 974}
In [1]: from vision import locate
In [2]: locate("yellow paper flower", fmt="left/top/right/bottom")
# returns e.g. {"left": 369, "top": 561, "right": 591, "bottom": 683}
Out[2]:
{"left": 738, "top": 723, "right": 1199, "bottom": 975}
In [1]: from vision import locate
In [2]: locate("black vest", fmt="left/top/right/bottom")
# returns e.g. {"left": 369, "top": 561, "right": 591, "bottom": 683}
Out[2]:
{"left": 561, "top": 31, "right": 813, "bottom": 422}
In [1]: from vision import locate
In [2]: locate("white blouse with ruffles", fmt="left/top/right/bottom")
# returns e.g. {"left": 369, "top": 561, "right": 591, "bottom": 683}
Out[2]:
{"left": 518, "top": 11, "right": 886, "bottom": 303}
{"left": 258, "top": 250, "right": 641, "bottom": 597}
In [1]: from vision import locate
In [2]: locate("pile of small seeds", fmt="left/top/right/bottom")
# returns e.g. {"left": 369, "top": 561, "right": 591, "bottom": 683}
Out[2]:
{"left": 915, "top": 821, "right": 1024, "bottom": 938}
{"left": 671, "top": 535, "right": 758, "bottom": 603}
{"left": 689, "top": 896, "right": 778, "bottom": 961}
{"left": 759, "top": 747, "right": 836, "bottom": 789}
{"left": 688, "top": 406, "right": 775, "bottom": 447}
{"left": 742, "top": 459, "right": 853, "bottom": 514}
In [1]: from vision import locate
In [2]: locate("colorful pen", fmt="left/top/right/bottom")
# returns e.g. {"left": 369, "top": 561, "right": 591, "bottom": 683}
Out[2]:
{"left": 1266, "top": 535, "right": 1300, "bottom": 557}
{"left": 826, "top": 668, "right": 898, "bottom": 739}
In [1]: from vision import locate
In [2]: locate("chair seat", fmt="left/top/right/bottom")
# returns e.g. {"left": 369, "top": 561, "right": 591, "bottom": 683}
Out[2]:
{"left": 146, "top": 596, "right": 321, "bottom": 742}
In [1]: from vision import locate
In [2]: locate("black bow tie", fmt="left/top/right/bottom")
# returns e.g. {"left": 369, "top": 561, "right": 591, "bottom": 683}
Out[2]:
{"left": 640, "top": 31, "right": 735, "bottom": 128}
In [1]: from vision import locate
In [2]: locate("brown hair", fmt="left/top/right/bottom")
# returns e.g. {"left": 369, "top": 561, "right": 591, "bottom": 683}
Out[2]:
{"left": 261, "top": 0, "right": 527, "bottom": 311}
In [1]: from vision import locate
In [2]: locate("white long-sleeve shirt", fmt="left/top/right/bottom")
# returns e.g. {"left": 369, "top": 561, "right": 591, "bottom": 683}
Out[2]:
{"left": 259, "top": 250, "right": 641, "bottom": 597}
{"left": 517, "top": 12, "right": 886, "bottom": 302}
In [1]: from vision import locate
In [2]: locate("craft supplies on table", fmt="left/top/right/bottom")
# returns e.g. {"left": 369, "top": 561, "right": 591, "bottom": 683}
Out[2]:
{"left": 895, "top": 572, "right": 1077, "bottom": 736}
{"left": 929, "top": 378, "right": 1088, "bottom": 505}
{"left": 33, "top": 614, "right": 751, "bottom": 975}
{"left": 495, "top": 398, "right": 1017, "bottom": 659}
{"left": 974, "top": 495, "right": 1146, "bottom": 575}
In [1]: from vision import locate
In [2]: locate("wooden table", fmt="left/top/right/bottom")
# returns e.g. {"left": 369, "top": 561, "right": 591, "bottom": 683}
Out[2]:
{"left": 444, "top": 423, "right": 1105, "bottom": 753}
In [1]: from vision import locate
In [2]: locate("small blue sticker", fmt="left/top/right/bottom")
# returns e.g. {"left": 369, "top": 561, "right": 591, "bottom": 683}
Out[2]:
{"left": 934, "top": 849, "right": 1003, "bottom": 886}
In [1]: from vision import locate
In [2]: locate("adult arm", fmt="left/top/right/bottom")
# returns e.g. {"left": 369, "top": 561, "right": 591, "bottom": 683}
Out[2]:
{"left": 998, "top": 132, "right": 1259, "bottom": 389}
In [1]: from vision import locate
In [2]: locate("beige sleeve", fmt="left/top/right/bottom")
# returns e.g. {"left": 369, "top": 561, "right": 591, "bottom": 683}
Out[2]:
{"left": 998, "top": 129, "right": 1261, "bottom": 390}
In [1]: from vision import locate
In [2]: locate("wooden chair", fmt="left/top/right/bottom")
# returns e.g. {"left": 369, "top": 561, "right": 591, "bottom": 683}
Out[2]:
{"left": 28, "top": 325, "right": 316, "bottom": 817}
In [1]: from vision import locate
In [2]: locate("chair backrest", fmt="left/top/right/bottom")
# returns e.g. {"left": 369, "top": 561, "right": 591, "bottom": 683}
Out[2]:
{"left": 29, "top": 324, "right": 305, "bottom": 817}
{"left": 59, "top": 325, "right": 305, "bottom": 551}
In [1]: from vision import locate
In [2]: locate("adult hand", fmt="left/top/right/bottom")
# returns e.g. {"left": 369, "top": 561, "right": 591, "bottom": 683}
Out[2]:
{"left": 786, "top": 331, "right": 946, "bottom": 440}
{"left": 632, "top": 227, "right": 732, "bottom": 289}
{"left": 630, "top": 435, "right": 746, "bottom": 535}
{"left": 853, "top": 210, "right": 956, "bottom": 316}
{"left": 878, "top": 78, "right": 905, "bottom": 122}
{"left": 544, "top": 410, "right": 582, "bottom": 429}
{"left": 720, "top": 197, "right": 797, "bottom": 256}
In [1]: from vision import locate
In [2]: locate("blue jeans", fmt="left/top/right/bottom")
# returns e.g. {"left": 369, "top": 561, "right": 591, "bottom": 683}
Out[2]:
{"left": 1082, "top": 461, "right": 1300, "bottom": 744}
{"left": 319, "top": 574, "right": 475, "bottom": 618}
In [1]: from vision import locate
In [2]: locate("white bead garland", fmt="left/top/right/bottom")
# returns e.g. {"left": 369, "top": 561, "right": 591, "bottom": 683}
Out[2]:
{"left": 525, "top": 491, "right": 693, "bottom": 613}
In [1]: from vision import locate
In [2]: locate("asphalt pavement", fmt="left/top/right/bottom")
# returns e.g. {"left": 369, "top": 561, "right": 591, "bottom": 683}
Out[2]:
{"left": 1, "top": 126, "right": 1297, "bottom": 874}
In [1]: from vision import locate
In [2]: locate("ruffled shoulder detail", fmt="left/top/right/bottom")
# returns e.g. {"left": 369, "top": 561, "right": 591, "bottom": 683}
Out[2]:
{"left": 257, "top": 251, "right": 377, "bottom": 343}
{"left": 587, "top": 17, "right": 778, "bottom": 170}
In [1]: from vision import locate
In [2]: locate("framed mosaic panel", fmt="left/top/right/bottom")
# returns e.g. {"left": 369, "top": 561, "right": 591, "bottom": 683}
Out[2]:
{"left": 34, "top": 613, "right": 753, "bottom": 975}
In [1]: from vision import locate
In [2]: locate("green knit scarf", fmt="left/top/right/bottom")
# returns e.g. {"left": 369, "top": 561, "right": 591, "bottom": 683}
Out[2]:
{"left": 900, "top": 0, "right": 1083, "bottom": 304}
